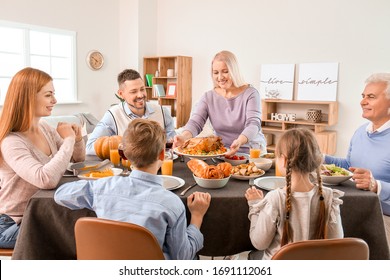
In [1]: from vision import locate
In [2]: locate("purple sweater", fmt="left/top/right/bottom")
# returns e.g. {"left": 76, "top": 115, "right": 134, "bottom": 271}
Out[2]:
{"left": 184, "top": 86, "right": 266, "bottom": 153}
{"left": 0, "top": 120, "right": 85, "bottom": 224}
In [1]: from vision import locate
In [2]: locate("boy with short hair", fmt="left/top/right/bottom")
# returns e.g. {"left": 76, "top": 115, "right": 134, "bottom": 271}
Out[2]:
{"left": 55, "top": 119, "right": 211, "bottom": 260}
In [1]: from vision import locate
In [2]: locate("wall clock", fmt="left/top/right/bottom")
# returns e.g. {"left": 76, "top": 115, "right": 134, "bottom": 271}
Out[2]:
{"left": 86, "top": 50, "right": 104, "bottom": 70}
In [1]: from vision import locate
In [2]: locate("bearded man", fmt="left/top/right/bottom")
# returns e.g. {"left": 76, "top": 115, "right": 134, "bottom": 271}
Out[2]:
{"left": 86, "top": 69, "right": 176, "bottom": 155}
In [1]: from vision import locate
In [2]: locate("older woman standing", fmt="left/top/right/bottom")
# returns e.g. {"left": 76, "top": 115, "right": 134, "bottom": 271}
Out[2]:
{"left": 0, "top": 67, "right": 85, "bottom": 248}
{"left": 174, "top": 50, "right": 266, "bottom": 155}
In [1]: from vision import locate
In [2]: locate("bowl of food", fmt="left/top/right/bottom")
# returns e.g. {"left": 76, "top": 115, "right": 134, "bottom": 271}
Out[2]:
{"left": 223, "top": 153, "right": 249, "bottom": 165}
{"left": 320, "top": 164, "right": 353, "bottom": 185}
{"left": 193, "top": 174, "right": 230, "bottom": 189}
{"left": 249, "top": 158, "right": 273, "bottom": 171}
{"left": 261, "top": 153, "right": 275, "bottom": 167}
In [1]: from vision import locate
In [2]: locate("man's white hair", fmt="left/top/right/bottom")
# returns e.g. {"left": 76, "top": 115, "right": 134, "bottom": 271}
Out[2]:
{"left": 365, "top": 73, "right": 390, "bottom": 99}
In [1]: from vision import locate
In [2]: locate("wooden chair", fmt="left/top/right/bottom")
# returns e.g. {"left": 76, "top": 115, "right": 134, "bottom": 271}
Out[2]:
{"left": 0, "top": 248, "right": 13, "bottom": 257}
{"left": 74, "top": 217, "right": 164, "bottom": 260}
{"left": 271, "top": 238, "right": 369, "bottom": 260}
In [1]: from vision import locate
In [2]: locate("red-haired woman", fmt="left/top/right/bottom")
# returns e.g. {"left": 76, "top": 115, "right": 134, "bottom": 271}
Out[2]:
{"left": 0, "top": 67, "right": 85, "bottom": 248}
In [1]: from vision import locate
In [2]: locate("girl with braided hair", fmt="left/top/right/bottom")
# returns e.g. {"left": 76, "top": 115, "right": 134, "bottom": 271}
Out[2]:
{"left": 245, "top": 128, "right": 344, "bottom": 260}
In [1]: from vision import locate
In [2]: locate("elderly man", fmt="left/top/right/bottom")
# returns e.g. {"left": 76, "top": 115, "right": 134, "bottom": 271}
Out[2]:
{"left": 324, "top": 73, "right": 390, "bottom": 248}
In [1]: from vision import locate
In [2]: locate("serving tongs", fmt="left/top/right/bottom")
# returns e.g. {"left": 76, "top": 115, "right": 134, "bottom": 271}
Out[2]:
{"left": 70, "top": 159, "right": 111, "bottom": 176}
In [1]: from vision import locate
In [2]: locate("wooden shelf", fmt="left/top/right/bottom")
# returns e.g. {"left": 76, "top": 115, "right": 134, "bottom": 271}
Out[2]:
{"left": 143, "top": 56, "right": 192, "bottom": 128}
{"left": 262, "top": 99, "right": 338, "bottom": 154}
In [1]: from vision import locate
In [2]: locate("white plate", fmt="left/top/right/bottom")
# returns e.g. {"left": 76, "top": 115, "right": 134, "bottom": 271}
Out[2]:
{"left": 254, "top": 176, "right": 286, "bottom": 191}
{"left": 160, "top": 175, "right": 185, "bottom": 191}
{"left": 172, "top": 154, "right": 179, "bottom": 161}
{"left": 173, "top": 147, "right": 229, "bottom": 159}
{"left": 77, "top": 168, "right": 122, "bottom": 180}
{"left": 68, "top": 160, "right": 111, "bottom": 172}
{"left": 231, "top": 170, "right": 265, "bottom": 180}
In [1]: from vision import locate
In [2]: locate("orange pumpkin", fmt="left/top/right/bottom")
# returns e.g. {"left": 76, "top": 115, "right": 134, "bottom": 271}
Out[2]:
{"left": 94, "top": 135, "right": 123, "bottom": 160}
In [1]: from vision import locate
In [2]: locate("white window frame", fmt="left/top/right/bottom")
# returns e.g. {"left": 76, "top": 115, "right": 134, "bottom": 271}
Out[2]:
{"left": 0, "top": 20, "right": 78, "bottom": 105}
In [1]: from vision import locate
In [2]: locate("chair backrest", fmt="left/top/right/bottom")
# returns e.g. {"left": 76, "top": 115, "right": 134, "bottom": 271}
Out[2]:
{"left": 271, "top": 238, "right": 369, "bottom": 260}
{"left": 74, "top": 217, "right": 164, "bottom": 260}
{"left": 0, "top": 248, "right": 13, "bottom": 257}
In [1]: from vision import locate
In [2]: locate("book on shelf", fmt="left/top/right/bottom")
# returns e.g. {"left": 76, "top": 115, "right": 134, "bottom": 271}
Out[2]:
{"left": 153, "top": 84, "right": 165, "bottom": 97}
{"left": 145, "top": 74, "right": 154, "bottom": 87}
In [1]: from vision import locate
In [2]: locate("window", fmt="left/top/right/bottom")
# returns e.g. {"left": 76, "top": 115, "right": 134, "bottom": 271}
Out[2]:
{"left": 0, "top": 20, "right": 77, "bottom": 105}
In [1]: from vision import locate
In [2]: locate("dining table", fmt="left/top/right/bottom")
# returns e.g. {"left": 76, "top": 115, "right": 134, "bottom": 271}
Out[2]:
{"left": 12, "top": 156, "right": 390, "bottom": 260}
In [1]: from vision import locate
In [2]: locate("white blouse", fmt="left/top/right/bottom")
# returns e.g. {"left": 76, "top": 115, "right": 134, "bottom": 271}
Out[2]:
{"left": 247, "top": 185, "right": 344, "bottom": 260}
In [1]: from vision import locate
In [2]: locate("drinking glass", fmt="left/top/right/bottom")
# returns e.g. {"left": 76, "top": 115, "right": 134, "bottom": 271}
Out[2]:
{"left": 109, "top": 139, "right": 121, "bottom": 167}
{"left": 161, "top": 149, "right": 173, "bottom": 176}
{"left": 275, "top": 159, "right": 284, "bottom": 177}
{"left": 249, "top": 142, "right": 261, "bottom": 159}
{"left": 118, "top": 143, "right": 131, "bottom": 176}
{"left": 165, "top": 138, "right": 174, "bottom": 149}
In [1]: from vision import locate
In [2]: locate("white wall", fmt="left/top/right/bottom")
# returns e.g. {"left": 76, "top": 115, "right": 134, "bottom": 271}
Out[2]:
{"left": 155, "top": 0, "right": 390, "bottom": 156}
{"left": 1, "top": 0, "right": 389, "bottom": 156}
{"left": 0, "top": 0, "right": 124, "bottom": 119}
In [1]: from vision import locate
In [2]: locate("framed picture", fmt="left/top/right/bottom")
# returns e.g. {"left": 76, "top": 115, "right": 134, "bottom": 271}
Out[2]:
{"left": 166, "top": 83, "right": 177, "bottom": 98}
{"left": 152, "top": 84, "right": 165, "bottom": 97}
{"left": 296, "top": 62, "right": 339, "bottom": 101}
{"left": 260, "top": 64, "right": 295, "bottom": 100}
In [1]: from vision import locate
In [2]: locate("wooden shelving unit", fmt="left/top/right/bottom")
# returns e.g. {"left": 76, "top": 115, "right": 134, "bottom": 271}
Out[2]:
{"left": 261, "top": 99, "right": 338, "bottom": 154}
{"left": 143, "top": 56, "right": 192, "bottom": 128}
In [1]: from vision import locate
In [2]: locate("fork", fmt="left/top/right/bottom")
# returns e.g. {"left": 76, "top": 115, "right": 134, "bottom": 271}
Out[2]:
{"left": 180, "top": 183, "right": 198, "bottom": 196}
{"left": 249, "top": 178, "right": 255, "bottom": 188}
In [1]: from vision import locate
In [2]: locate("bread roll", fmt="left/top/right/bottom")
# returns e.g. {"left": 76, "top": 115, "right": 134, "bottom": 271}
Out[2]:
{"left": 217, "top": 162, "right": 232, "bottom": 177}
{"left": 187, "top": 159, "right": 209, "bottom": 178}
{"left": 204, "top": 166, "right": 224, "bottom": 179}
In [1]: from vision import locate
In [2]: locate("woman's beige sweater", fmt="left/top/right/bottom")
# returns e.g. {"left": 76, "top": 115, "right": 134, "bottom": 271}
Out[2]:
{"left": 0, "top": 120, "right": 85, "bottom": 224}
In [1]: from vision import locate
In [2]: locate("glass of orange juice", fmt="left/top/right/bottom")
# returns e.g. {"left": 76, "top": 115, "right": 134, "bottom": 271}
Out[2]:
{"left": 109, "top": 139, "right": 121, "bottom": 167}
{"left": 161, "top": 149, "right": 173, "bottom": 176}
{"left": 275, "top": 159, "right": 284, "bottom": 176}
{"left": 249, "top": 142, "right": 261, "bottom": 159}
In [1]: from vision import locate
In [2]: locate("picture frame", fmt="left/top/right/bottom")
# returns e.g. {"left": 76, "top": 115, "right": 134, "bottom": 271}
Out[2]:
{"left": 296, "top": 62, "right": 339, "bottom": 101}
{"left": 260, "top": 64, "right": 295, "bottom": 100}
{"left": 152, "top": 84, "right": 165, "bottom": 97}
{"left": 166, "top": 83, "right": 177, "bottom": 98}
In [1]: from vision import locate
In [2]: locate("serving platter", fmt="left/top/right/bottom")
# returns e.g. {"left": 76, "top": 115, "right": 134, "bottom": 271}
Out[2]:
{"left": 173, "top": 148, "right": 229, "bottom": 159}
